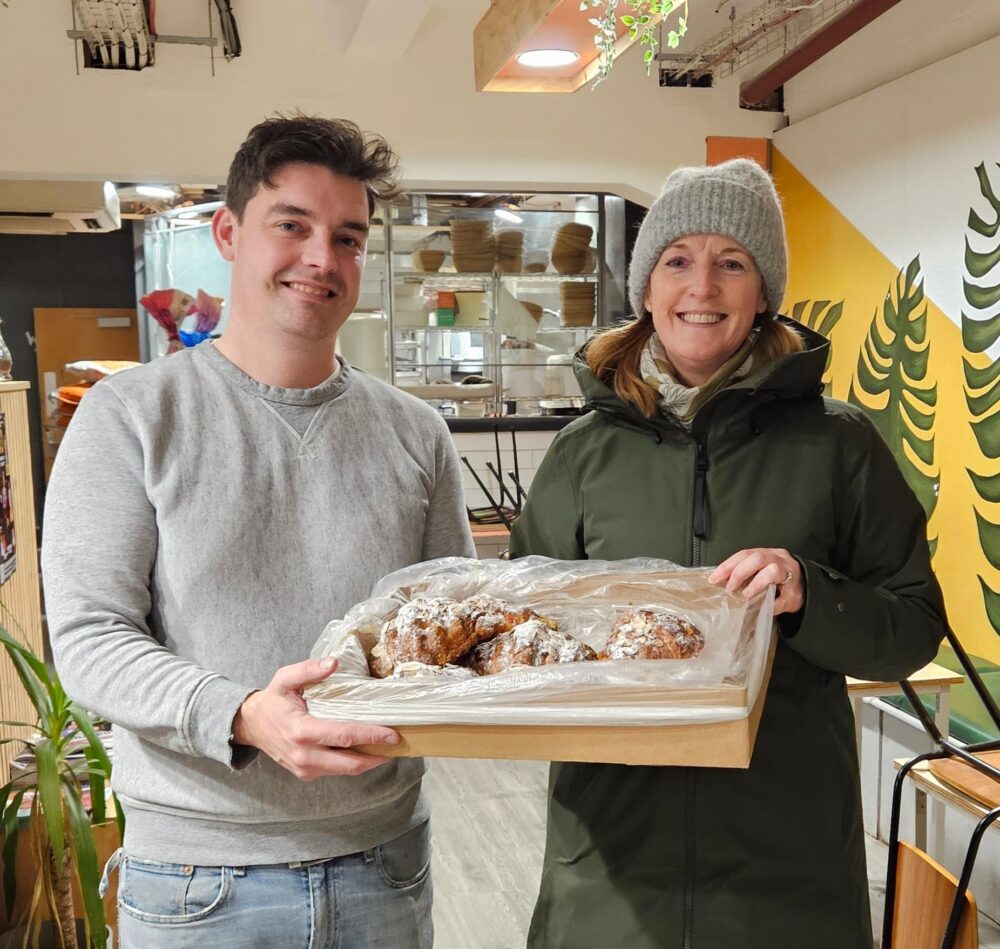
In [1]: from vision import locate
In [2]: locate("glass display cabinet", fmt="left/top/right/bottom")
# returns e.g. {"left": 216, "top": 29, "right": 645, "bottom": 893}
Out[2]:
{"left": 351, "top": 191, "right": 627, "bottom": 416}
{"left": 142, "top": 191, "right": 628, "bottom": 416}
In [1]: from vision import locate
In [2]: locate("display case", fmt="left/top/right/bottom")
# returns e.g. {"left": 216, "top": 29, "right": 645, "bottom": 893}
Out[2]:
{"left": 343, "top": 192, "right": 627, "bottom": 417}
{"left": 140, "top": 191, "right": 628, "bottom": 416}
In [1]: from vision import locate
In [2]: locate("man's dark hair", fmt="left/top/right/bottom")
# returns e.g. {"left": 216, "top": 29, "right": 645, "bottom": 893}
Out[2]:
{"left": 225, "top": 114, "right": 401, "bottom": 220}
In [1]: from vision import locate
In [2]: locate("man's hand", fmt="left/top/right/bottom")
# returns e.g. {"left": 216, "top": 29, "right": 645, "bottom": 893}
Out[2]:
{"left": 709, "top": 548, "right": 804, "bottom": 617}
{"left": 232, "top": 657, "right": 399, "bottom": 781}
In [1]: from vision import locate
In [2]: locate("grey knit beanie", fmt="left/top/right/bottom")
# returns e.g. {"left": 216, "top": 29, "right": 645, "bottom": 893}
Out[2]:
{"left": 628, "top": 158, "right": 787, "bottom": 318}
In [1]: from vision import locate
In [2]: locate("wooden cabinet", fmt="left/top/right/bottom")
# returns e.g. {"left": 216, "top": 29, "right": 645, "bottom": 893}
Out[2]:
{"left": 0, "top": 382, "right": 43, "bottom": 780}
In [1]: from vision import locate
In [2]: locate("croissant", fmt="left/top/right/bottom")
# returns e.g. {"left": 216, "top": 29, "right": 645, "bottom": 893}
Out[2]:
{"left": 465, "top": 619, "right": 597, "bottom": 675}
{"left": 600, "top": 608, "right": 704, "bottom": 661}
{"left": 369, "top": 597, "right": 476, "bottom": 678}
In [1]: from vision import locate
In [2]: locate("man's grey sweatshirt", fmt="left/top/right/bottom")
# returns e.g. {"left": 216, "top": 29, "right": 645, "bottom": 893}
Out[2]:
{"left": 41, "top": 343, "right": 475, "bottom": 865}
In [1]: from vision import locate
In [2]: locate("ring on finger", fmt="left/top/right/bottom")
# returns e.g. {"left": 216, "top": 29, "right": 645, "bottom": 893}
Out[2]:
{"left": 780, "top": 568, "right": 793, "bottom": 585}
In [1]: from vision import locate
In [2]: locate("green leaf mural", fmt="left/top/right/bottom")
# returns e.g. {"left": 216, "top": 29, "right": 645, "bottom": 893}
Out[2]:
{"left": 848, "top": 256, "right": 939, "bottom": 545}
{"left": 963, "top": 161, "right": 1000, "bottom": 637}
{"left": 789, "top": 299, "right": 843, "bottom": 390}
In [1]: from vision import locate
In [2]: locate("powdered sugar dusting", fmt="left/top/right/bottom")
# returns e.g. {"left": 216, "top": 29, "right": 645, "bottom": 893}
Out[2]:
{"left": 602, "top": 608, "right": 704, "bottom": 660}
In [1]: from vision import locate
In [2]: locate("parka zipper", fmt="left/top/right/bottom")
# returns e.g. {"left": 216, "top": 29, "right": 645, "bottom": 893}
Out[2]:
{"left": 691, "top": 439, "right": 709, "bottom": 567}
{"left": 682, "top": 769, "right": 697, "bottom": 949}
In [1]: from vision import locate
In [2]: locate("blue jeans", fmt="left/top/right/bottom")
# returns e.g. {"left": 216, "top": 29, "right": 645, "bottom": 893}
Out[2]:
{"left": 103, "top": 820, "right": 433, "bottom": 948}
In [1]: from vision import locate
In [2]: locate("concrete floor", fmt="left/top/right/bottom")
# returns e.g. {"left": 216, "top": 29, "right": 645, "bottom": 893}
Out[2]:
{"left": 426, "top": 756, "right": 1000, "bottom": 949}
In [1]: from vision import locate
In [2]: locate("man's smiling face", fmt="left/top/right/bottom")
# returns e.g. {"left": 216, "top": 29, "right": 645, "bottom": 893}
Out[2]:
{"left": 213, "top": 162, "right": 370, "bottom": 347}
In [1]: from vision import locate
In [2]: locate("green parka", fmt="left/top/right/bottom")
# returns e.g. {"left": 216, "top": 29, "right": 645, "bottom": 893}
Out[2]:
{"left": 508, "top": 320, "right": 947, "bottom": 949}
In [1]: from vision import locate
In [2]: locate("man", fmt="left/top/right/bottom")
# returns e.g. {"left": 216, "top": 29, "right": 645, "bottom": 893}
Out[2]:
{"left": 42, "top": 115, "right": 475, "bottom": 948}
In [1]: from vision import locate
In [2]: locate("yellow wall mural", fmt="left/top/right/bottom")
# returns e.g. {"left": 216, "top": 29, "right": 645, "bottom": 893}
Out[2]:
{"left": 773, "top": 148, "right": 1000, "bottom": 663}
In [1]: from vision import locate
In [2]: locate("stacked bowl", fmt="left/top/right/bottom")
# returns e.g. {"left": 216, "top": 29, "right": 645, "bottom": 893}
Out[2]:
{"left": 550, "top": 223, "right": 594, "bottom": 274}
{"left": 451, "top": 219, "right": 495, "bottom": 273}
{"left": 411, "top": 249, "right": 445, "bottom": 272}
{"left": 559, "top": 282, "right": 596, "bottom": 327}
{"left": 495, "top": 229, "right": 524, "bottom": 273}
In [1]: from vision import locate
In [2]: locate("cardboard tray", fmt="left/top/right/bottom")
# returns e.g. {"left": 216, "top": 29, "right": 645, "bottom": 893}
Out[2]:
{"left": 354, "top": 631, "right": 774, "bottom": 768}
{"left": 344, "top": 568, "right": 776, "bottom": 768}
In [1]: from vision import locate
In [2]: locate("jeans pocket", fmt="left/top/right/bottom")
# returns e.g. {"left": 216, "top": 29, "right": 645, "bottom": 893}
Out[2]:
{"left": 372, "top": 820, "right": 431, "bottom": 889}
{"left": 118, "top": 855, "right": 228, "bottom": 924}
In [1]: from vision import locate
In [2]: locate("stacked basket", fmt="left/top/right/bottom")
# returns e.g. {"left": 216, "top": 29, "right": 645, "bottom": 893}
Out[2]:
{"left": 411, "top": 249, "right": 445, "bottom": 272}
{"left": 451, "top": 220, "right": 495, "bottom": 273}
{"left": 559, "top": 282, "right": 596, "bottom": 327}
{"left": 550, "top": 223, "right": 594, "bottom": 274}
{"left": 495, "top": 229, "right": 524, "bottom": 273}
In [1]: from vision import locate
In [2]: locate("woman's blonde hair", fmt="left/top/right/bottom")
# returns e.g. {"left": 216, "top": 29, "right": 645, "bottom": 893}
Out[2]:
{"left": 585, "top": 315, "right": 805, "bottom": 418}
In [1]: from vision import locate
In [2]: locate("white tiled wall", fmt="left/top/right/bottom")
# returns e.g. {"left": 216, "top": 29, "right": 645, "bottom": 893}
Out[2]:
{"left": 451, "top": 430, "right": 556, "bottom": 513}
{"left": 451, "top": 429, "right": 557, "bottom": 560}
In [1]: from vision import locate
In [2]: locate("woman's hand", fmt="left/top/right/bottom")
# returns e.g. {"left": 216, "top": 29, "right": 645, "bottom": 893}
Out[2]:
{"left": 709, "top": 548, "right": 804, "bottom": 616}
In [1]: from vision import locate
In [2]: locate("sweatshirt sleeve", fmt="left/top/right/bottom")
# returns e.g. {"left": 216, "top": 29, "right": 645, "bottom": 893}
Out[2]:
{"left": 509, "top": 436, "right": 585, "bottom": 561}
{"left": 781, "top": 413, "right": 947, "bottom": 681}
{"left": 421, "top": 417, "right": 476, "bottom": 561}
{"left": 42, "top": 383, "right": 255, "bottom": 769}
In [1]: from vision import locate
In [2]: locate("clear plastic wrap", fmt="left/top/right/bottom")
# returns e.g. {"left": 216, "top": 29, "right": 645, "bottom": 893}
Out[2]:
{"left": 305, "top": 556, "right": 775, "bottom": 728}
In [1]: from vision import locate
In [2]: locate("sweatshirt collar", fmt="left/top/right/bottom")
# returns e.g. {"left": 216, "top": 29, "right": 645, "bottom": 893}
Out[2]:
{"left": 196, "top": 341, "right": 353, "bottom": 406}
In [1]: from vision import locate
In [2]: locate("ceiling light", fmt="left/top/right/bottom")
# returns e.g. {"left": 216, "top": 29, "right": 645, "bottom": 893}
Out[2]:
{"left": 495, "top": 208, "right": 523, "bottom": 224}
{"left": 136, "top": 185, "right": 177, "bottom": 199}
{"left": 475, "top": 0, "right": 658, "bottom": 93}
{"left": 516, "top": 49, "right": 579, "bottom": 68}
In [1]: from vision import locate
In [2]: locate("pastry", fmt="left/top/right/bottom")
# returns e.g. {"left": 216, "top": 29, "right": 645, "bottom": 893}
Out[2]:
{"left": 600, "top": 608, "right": 704, "bottom": 660}
{"left": 458, "top": 593, "right": 557, "bottom": 641}
{"left": 464, "top": 619, "right": 597, "bottom": 675}
{"left": 369, "top": 597, "right": 476, "bottom": 678}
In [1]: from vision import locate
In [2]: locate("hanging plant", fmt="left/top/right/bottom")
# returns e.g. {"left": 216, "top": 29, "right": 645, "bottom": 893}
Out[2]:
{"left": 581, "top": 0, "right": 690, "bottom": 86}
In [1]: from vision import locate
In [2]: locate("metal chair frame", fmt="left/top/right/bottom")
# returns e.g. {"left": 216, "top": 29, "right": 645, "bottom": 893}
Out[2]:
{"left": 883, "top": 626, "right": 1000, "bottom": 948}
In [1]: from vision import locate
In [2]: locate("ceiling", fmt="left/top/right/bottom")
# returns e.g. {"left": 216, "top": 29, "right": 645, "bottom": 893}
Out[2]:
{"left": 4, "top": 0, "right": 988, "bottom": 212}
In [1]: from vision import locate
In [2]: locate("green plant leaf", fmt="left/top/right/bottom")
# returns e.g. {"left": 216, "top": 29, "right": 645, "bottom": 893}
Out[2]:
{"left": 968, "top": 163, "right": 1000, "bottom": 239}
{"left": 964, "top": 237, "right": 1000, "bottom": 279}
{"left": 965, "top": 378, "right": 1000, "bottom": 417}
{"left": 978, "top": 575, "right": 1000, "bottom": 634}
{"left": 668, "top": 30, "right": 680, "bottom": 47}
{"left": 64, "top": 786, "right": 108, "bottom": 948}
{"left": 2, "top": 788, "right": 25, "bottom": 917}
{"left": 974, "top": 510, "right": 1000, "bottom": 570}
{"left": 963, "top": 355, "right": 1000, "bottom": 390}
{"left": 621, "top": 13, "right": 634, "bottom": 24}
{"left": 0, "top": 625, "right": 54, "bottom": 722}
{"left": 848, "top": 255, "right": 938, "bottom": 523}
{"left": 33, "top": 738, "right": 65, "bottom": 871}
{"left": 961, "top": 309, "right": 1000, "bottom": 353}
{"left": 111, "top": 792, "right": 125, "bottom": 844}
{"left": 969, "top": 470, "right": 1000, "bottom": 503}
{"left": 963, "top": 278, "right": 1000, "bottom": 310}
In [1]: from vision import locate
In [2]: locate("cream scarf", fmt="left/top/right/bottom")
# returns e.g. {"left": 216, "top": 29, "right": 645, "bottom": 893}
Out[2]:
{"left": 639, "top": 329, "right": 759, "bottom": 421}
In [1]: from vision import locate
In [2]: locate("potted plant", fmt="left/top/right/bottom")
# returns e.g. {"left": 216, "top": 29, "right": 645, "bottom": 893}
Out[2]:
{"left": 0, "top": 623, "right": 122, "bottom": 949}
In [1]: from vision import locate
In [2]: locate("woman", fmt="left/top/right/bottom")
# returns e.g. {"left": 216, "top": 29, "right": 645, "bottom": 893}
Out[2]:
{"left": 509, "top": 159, "right": 947, "bottom": 949}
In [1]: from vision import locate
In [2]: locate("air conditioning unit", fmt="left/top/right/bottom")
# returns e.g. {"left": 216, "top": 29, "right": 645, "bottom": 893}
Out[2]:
{"left": 0, "top": 181, "right": 121, "bottom": 235}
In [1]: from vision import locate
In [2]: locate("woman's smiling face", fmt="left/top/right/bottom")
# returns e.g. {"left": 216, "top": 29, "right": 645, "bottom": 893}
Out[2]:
{"left": 644, "top": 234, "right": 767, "bottom": 387}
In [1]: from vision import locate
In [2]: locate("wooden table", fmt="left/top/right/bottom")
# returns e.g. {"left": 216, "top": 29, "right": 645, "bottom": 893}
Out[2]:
{"left": 893, "top": 757, "right": 1000, "bottom": 852}
{"left": 847, "top": 661, "right": 964, "bottom": 752}
{"left": 849, "top": 663, "right": 964, "bottom": 845}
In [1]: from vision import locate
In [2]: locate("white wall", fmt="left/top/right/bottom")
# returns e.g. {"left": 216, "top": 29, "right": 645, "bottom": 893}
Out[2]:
{"left": 784, "top": 0, "right": 1000, "bottom": 124}
{"left": 0, "top": 2, "right": 783, "bottom": 203}
{"left": 778, "top": 28, "right": 1000, "bottom": 330}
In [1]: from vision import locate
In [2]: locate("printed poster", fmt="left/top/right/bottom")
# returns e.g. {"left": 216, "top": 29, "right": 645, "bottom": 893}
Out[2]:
{"left": 0, "top": 413, "right": 16, "bottom": 584}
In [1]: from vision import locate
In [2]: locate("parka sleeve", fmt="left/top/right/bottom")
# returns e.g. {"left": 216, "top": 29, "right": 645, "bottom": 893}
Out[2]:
{"left": 509, "top": 436, "right": 585, "bottom": 561}
{"left": 782, "top": 412, "right": 946, "bottom": 681}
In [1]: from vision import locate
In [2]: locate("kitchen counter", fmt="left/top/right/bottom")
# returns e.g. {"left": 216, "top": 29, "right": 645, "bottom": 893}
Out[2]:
{"left": 445, "top": 414, "right": 584, "bottom": 433}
